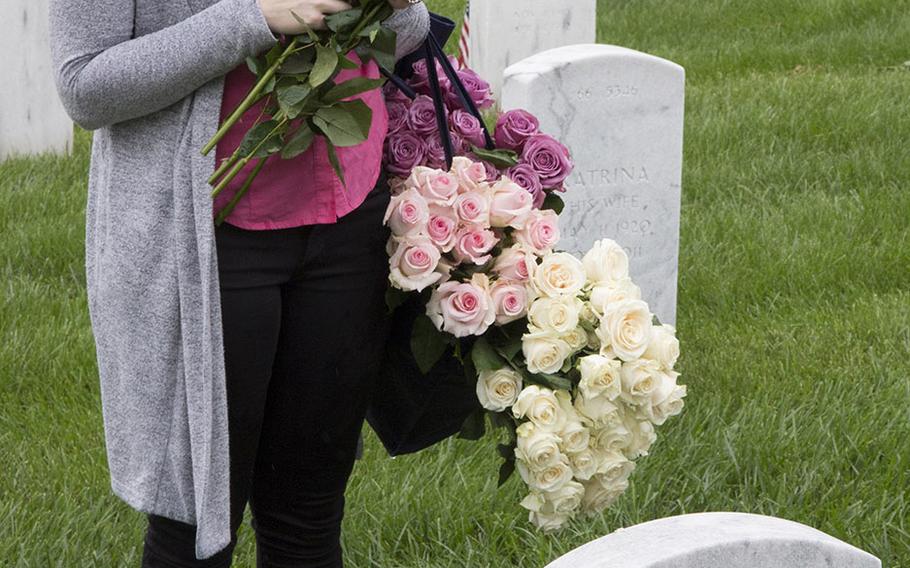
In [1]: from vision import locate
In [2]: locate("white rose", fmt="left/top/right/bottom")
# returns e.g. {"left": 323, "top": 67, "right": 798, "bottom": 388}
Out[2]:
{"left": 521, "top": 330, "right": 573, "bottom": 375}
{"left": 619, "top": 359, "right": 663, "bottom": 405}
{"left": 641, "top": 373, "right": 686, "bottom": 425}
{"left": 578, "top": 354, "right": 622, "bottom": 402}
{"left": 597, "top": 299, "right": 653, "bottom": 361}
{"left": 558, "top": 418, "right": 590, "bottom": 454}
{"left": 588, "top": 278, "right": 642, "bottom": 316}
{"left": 642, "top": 324, "right": 680, "bottom": 369}
{"left": 561, "top": 326, "right": 589, "bottom": 354}
{"left": 527, "top": 296, "right": 582, "bottom": 334}
{"left": 512, "top": 385, "right": 567, "bottom": 432}
{"left": 567, "top": 448, "right": 599, "bottom": 480}
{"left": 618, "top": 405, "right": 657, "bottom": 459}
{"left": 580, "top": 474, "right": 628, "bottom": 516}
{"left": 475, "top": 368, "right": 522, "bottom": 412}
{"left": 533, "top": 252, "right": 586, "bottom": 298}
{"left": 514, "top": 421, "right": 564, "bottom": 470}
{"left": 516, "top": 453, "right": 574, "bottom": 492}
{"left": 590, "top": 419, "right": 633, "bottom": 454}
{"left": 595, "top": 450, "right": 635, "bottom": 486}
{"left": 574, "top": 391, "right": 619, "bottom": 424}
{"left": 519, "top": 482, "right": 585, "bottom": 532}
{"left": 582, "top": 239, "right": 629, "bottom": 285}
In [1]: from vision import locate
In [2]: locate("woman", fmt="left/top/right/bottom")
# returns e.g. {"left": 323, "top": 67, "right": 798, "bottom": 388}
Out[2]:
{"left": 48, "top": 0, "right": 429, "bottom": 565}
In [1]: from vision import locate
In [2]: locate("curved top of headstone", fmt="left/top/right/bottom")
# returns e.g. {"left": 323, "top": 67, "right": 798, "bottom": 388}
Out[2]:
{"left": 504, "top": 44, "right": 684, "bottom": 85}
{"left": 544, "top": 512, "right": 880, "bottom": 568}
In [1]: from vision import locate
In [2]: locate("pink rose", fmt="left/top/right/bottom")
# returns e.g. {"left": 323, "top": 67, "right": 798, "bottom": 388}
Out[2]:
{"left": 426, "top": 274, "right": 496, "bottom": 337}
{"left": 489, "top": 177, "right": 533, "bottom": 229}
{"left": 412, "top": 170, "right": 460, "bottom": 205}
{"left": 388, "top": 236, "right": 443, "bottom": 292}
{"left": 493, "top": 245, "right": 536, "bottom": 283}
{"left": 520, "top": 133, "right": 574, "bottom": 188}
{"left": 382, "top": 187, "right": 429, "bottom": 237}
{"left": 453, "top": 188, "right": 492, "bottom": 226}
{"left": 494, "top": 109, "right": 540, "bottom": 151}
{"left": 450, "top": 156, "right": 490, "bottom": 192}
{"left": 514, "top": 209, "right": 560, "bottom": 254}
{"left": 426, "top": 204, "right": 458, "bottom": 252}
{"left": 453, "top": 226, "right": 498, "bottom": 265}
{"left": 490, "top": 280, "right": 530, "bottom": 324}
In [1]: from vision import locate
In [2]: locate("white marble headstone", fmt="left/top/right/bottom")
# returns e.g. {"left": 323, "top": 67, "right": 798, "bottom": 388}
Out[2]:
{"left": 0, "top": 0, "right": 73, "bottom": 161}
{"left": 545, "top": 512, "right": 881, "bottom": 568}
{"left": 502, "top": 44, "right": 684, "bottom": 325}
{"left": 466, "top": 0, "right": 596, "bottom": 101}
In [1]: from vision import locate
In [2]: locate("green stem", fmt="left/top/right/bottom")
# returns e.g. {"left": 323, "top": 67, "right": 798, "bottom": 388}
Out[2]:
{"left": 201, "top": 37, "right": 300, "bottom": 156}
{"left": 214, "top": 156, "right": 270, "bottom": 226}
{"left": 351, "top": 3, "right": 385, "bottom": 39}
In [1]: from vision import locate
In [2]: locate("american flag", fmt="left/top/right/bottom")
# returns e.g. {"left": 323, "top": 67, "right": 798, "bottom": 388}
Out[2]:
{"left": 456, "top": 1, "right": 471, "bottom": 69}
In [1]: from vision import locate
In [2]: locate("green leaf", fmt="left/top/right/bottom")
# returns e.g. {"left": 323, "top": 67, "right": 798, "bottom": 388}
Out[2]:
{"left": 245, "top": 56, "right": 263, "bottom": 76}
{"left": 542, "top": 193, "right": 565, "bottom": 214}
{"left": 324, "top": 137, "right": 346, "bottom": 188}
{"left": 457, "top": 408, "right": 487, "bottom": 441}
{"left": 237, "top": 120, "right": 279, "bottom": 158}
{"left": 385, "top": 286, "right": 409, "bottom": 314}
{"left": 527, "top": 371, "right": 574, "bottom": 391}
{"left": 471, "top": 336, "right": 506, "bottom": 372}
{"left": 471, "top": 146, "right": 520, "bottom": 168}
{"left": 289, "top": 10, "right": 320, "bottom": 43}
{"left": 264, "top": 43, "right": 283, "bottom": 68}
{"left": 276, "top": 84, "right": 312, "bottom": 118}
{"left": 497, "top": 457, "right": 516, "bottom": 487}
{"left": 310, "top": 43, "right": 339, "bottom": 88}
{"left": 312, "top": 100, "right": 373, "bottom": 147}
{"left": 410, "top": 315, "right": 448, "bottom": 374}
{"left": 280, "top": 122, "right": 315, "bottom": 159}
{"left": 322, "top": 77, "right": 386, "bottom": 104}
{"left": 325, "top": 8, "right": 362, "bottom": 33}
{"left": 359, "top": 20, "right": 382, "bottom": 39}
{"left": 368, "top": 26, "right": 398, "bottom": 72}
{"left": 277, "top": 48, "right": 315, "bottom": 75}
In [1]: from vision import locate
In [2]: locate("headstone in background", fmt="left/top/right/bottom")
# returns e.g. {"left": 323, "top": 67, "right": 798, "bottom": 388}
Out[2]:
{"left": 0, "top": 0, "right": 73, "bottom": 161}
{"left": 502, "top": 44, "right": 684, "bottom": 325}
{"left": 544, "top": 512, "right": 881, "bottom": 568}
{"left": 467, "top": 0, "right": 596, "bottom": 102}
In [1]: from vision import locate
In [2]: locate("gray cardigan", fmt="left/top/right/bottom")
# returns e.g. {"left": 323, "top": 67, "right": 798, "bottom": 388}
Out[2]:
{"left": 48, "top": 0, "right": 428, "bottom": 559}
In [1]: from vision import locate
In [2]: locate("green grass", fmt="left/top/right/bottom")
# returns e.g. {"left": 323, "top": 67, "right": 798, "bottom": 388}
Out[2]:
{"left": 2, "top": 0, "right": 909, "bottom": 565}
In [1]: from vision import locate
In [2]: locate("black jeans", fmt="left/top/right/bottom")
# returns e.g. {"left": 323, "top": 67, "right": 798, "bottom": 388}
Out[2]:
{"left": 141, "top": 176, "right": 392, "bottom": 567}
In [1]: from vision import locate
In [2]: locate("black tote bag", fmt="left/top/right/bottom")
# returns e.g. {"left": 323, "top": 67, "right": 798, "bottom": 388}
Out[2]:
{"left": 363, "top": 13, "right": 497, "bottom": 457}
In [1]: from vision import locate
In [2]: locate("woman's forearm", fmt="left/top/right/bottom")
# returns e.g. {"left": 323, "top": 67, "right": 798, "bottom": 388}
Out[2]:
{"left": 383, "top": 3, "right": 430, "bottom": 61}
{"left": 49, "top": 0, "right": 277, "bottom": 130}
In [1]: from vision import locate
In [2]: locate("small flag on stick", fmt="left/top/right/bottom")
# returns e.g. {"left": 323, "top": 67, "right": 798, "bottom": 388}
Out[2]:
{"left": 456, "top": 1, "right": 471, "bottom": 69}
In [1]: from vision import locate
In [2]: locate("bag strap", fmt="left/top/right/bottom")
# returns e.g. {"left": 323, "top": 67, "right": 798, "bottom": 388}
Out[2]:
{"left": 426, "top": 33, "right": 495, "bottom": 151}
{"left": 423, "top": 43, "right": 456, "bottom": 169}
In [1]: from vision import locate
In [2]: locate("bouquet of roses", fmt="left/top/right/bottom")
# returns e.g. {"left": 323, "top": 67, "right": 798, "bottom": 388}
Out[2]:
{"left": 203, "top": 0, "right": 399, "bottom": 224}
{"left": 381, "top": 59, "right": 686, "bottom": 532}
{"left": 383, "top": 55, "right": 572, "bottom": 208}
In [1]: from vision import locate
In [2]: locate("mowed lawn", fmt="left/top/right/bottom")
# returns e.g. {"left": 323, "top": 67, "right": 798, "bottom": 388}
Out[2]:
{"left": 2, "top": 0, "right": 909, "bottom": 565}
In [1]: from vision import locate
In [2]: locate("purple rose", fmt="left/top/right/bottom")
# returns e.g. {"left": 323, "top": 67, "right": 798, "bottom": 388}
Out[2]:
{"left": 408, "top": 95, "right": 445, "bottom": 135}
{"left": 425, "top": 131, "right": 466, "bottom": 170}
{"left": 385, "top": 130, "right": 427, "bottom": 177}
{"left": 383, "top": 82, "right": 410, "bottom": 104}
{"left": 449, "top": 110, "right": 486, "bottom": 148}
{"left": 409, "top": 59, "right": 452, "bottom": 97}
{"left": 448, "top": 68, "right": 494, "bottom": 110}
{"left": 494, "top": 109, "right": 540, "bottom": 151}
{"left": 505, "top": 163, "right": 545, "bottom": 208}
{"left": 520, "top": 134, "right": 574, "bottom": 188}
{"left": 387, "top": 100, "right": 410, "bottom": 134}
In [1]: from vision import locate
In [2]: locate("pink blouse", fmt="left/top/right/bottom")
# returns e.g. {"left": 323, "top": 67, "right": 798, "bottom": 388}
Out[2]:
{"left": 213, "top": 52, "right": 389, "bottom": 230}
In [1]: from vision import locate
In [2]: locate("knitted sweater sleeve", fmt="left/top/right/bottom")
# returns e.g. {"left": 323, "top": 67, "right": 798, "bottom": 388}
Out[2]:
{"left": 383, "top": 3, "right": 431, "bottom": 60}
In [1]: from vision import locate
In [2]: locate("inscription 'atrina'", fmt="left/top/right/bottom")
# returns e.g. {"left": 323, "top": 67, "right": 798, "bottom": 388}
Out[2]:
{"left": 570, "top": 166, "right": 650, "bottom": 187}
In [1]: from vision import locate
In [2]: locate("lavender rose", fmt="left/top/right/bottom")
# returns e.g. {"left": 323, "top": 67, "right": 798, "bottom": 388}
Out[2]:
{"left": 520, "top": 133, "right": 574, "bottom": 188}
{"left": 505, "top": 163, "right": 546, "bottom": 208}
{"left": 385, "top": 130, "right": 427, "bottom": 178}
{"left": 447, "top": 67, "right": 494, "bottom": 110}
{"left": 409, "top": 59, "right": 452, "bottom": 97}
{"left": 426, "top": 131, "right": 466, "bottom": 170}
{"left": 408, "top": 95, "right": 444, "bottom": 135}
{"left": 387, "top": 100, "right": 410, "bottom": 135}
{"left": 449, "top": 110, "right": 486, "bottom": 148}
{"left": 383, "top": 82, "right": 410, "bottom": 104}
{"left": 494, "top": 109, "right": 540, "bottom": 151}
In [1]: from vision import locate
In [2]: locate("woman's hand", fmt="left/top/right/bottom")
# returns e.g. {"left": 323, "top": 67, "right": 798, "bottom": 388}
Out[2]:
{"left": 257, "top": 0, "right": 354, "bottom": 34}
